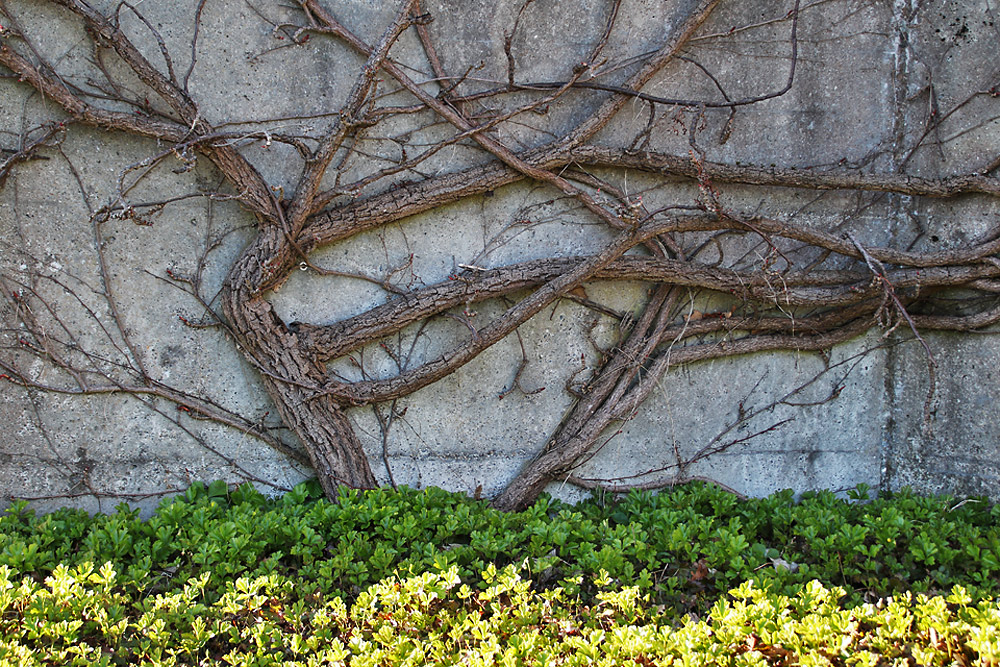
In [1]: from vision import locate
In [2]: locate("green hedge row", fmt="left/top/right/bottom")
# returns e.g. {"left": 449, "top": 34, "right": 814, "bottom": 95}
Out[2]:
{"left": 4, "top": 481, "right": 999, "bottom": 608}
{"left": 1, "top": 481, "right": 999, "bottom": 664}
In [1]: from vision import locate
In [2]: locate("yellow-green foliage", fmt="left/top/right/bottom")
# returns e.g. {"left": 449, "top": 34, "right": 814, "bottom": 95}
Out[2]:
{"left": 1, "top": 562, "right": 1000, "bottom": 666}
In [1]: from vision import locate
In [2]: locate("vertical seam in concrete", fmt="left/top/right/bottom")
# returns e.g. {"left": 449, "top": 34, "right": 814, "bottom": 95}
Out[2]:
{"left": 882, "top": 0, "right": 914, "bottom": 493}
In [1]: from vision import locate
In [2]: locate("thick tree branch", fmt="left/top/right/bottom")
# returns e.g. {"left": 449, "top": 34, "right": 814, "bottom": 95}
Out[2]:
{"left": 298, "top": 255, "right": 1000, "bottom": 361}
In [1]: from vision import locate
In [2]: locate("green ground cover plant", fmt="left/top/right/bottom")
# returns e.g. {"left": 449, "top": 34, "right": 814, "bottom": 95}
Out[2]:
{"left": 1, "top": 482, "right": 999, "bottom": 665}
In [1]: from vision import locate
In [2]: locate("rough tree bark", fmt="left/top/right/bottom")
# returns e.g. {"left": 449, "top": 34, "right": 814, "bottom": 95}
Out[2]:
{"left": 1, "top": 0, "right": 998, "bottom": 510}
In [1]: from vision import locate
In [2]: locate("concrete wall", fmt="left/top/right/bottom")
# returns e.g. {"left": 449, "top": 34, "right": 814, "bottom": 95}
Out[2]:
{"left": 1, "top": 0, "right": 998, "bottom": 514}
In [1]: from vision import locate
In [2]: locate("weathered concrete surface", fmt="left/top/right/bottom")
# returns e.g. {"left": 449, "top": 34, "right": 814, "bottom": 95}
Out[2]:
{"left": 881, "top": 0, "right": 1000, "bottom": 498}
{"left": 1, "top": 0, "right": 998, "bottom": 514}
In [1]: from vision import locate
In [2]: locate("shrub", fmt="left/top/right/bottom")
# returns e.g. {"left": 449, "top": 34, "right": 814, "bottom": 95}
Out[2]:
{"left": 1, "top": 482, "right": 999, "bottom": 664}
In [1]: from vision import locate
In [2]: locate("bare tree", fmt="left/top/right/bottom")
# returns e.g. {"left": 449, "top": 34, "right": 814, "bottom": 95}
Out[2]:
{"left": 1, "top": 0, "right": 998, "bottom": 510}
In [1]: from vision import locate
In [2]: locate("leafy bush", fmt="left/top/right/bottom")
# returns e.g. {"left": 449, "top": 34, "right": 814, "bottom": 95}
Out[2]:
{"left": 2, "top": 561, "right": 1000, "bottom": 666}
{"left": 1, "top": 482, "right": 999, "bottom": 664}
{"left": 4, "top": 481, "right": 1000, "bottom": 608}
